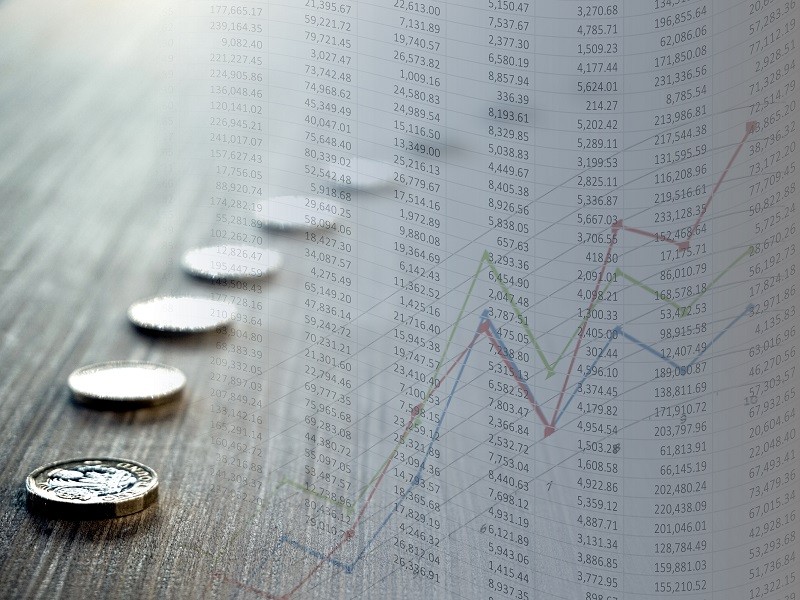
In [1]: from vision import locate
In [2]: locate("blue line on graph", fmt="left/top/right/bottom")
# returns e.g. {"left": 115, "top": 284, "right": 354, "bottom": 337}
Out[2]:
{"left": 277, "top": 311, "right": 486, "bottom": 573}
{"left": 280, "top": 536, "right": 354, "bottom": 572}
{"left": 351, "top": 316, "right": 483, "bottom": 567}
{"left": 280, "top": 303, "right": 752, "bottom": 570}
{"left": 620, "top": 303, "right": 752, "bottom": 371}
{"left": 553, "top": 303, "right": 753, "bottom": 426}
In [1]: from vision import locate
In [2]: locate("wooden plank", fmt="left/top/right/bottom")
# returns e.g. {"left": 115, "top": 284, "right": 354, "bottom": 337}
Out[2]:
{"left": 0, "top": 2, "right": 418, "bottom": 598}
{"left": 0, "top": 2, "right": 274, "bottom": 597}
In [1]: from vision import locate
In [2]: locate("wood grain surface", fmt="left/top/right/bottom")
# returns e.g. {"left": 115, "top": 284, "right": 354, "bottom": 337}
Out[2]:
{"left": 3, "top": 0, "right": 501, "bottom": 595}
{"left": 2, "top": 1, "right": 784, "bottom": 599}
{"left": 0, "top": 2, "right": 399, "bottom": 598}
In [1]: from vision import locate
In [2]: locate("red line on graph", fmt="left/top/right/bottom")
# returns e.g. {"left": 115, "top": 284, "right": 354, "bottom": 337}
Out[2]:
{"left": 546, "top": 122, "right": 755, "bottom": 430}
{"left": 216, "top": 122, "right": 755, "bottom": 599}
{"left": 483, "top": 324, "right": 550, "bottom": 430}
{"left": 281, "top": 330, "right": 484, "bottom": 599}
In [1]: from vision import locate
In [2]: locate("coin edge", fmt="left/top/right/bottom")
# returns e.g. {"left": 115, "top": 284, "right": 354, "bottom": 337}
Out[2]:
{"left": 25, "top": 458, "right": 159, "bottom": 519}
{"left": 67, "top": 361, "right": 186, "bottom": 405}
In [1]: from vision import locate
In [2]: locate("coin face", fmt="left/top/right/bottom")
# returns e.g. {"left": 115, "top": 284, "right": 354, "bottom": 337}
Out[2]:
{"left": 26, "top": 458, "right": 158, "bottom": 518}
{"left": 182, "top": 244, "right": 281, "bottom": 280}
{"left": 68, "top": 361, "right": 186, "bottom": 407}
{"left": 254, "top": 195, "right": 344, "bottom": 230}
{"left": 128, "top": 296, "right": 231, "bottom": 333}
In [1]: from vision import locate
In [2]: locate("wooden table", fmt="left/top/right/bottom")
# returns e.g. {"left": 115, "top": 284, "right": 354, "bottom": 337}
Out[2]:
{"left": 7, "top": 2, "right": 792, "bottom": 599}
{"left": 0, "top": 2, "right": 403, "bottom": 597}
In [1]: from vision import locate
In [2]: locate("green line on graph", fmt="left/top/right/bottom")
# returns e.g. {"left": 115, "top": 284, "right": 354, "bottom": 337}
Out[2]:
{"left": 617, "top": 246, "right": 752, "bottom": 317}
{"left": 345, "top": 245, "right": 753, "bottom": 500}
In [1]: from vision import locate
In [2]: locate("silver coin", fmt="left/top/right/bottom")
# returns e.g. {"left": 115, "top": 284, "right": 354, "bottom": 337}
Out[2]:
{"left": 26, "top": 458, "right": 158, "bottom": 518}
{"left": 254, "top": 195, "right": 344, "bottom": 230}
{"left": 182, "top": 244, "right": 281, "bottom": 280}
{"left": 68, "top": 361, "right": 186, "bottom": 407}
{"left": 328, "top": 158, "right": 394, "bottom": 190}
{"left": 128, "top": 296, "right": 231, "bottom": 333}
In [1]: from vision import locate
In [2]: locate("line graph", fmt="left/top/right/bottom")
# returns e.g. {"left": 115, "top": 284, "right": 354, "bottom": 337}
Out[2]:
{"left": 277, "top": 240, "right": 752, "bottom": 510}
{"left": 217, "top": 120, "right": 761, "bottom": 598}
{"left": 285, "top": 302, "right": 752, "bottom": 563}
{"left": 552, "top": 303, "right": 753, "bottom": 426}
{"left": 219, "top": 301, "right": 753, "bottom": 599}
{"left": 191, "top": 0, "right": 800, "bottom": 594}
{"left": 546, "top": 121, "right": 755, "bottom": 436}
{"left": 278, "top": 121, "right": 756, "bottom": 507}
{"left": 274, "top": 239, "right": 752, "bottom": 513}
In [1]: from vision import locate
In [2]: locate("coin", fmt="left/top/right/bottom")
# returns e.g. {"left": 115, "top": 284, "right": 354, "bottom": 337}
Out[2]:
{"left": 68, "top": 361, "right": 186, "bottom": 407}
{"left": 327, "top": 158, "right": 394, "bottom": 190}
{"left": 254, "top": 195, "right": 344, "bottom": 230}
{"left": 26, "top": 458, "right": 158, "bottom": 518}
{"left": 128, "top": 296, "right": 231, "bottom": 333}
{"left": 182, "top": 244, "right": 281, "bottom": 280}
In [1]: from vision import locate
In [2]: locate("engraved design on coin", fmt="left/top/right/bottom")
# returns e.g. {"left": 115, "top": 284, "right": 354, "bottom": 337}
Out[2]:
{"left": 26, "top": 458, "right": 159, "bottom": 518}
{"left": 45, "top": 465, "right": 137, "bottom": 501}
